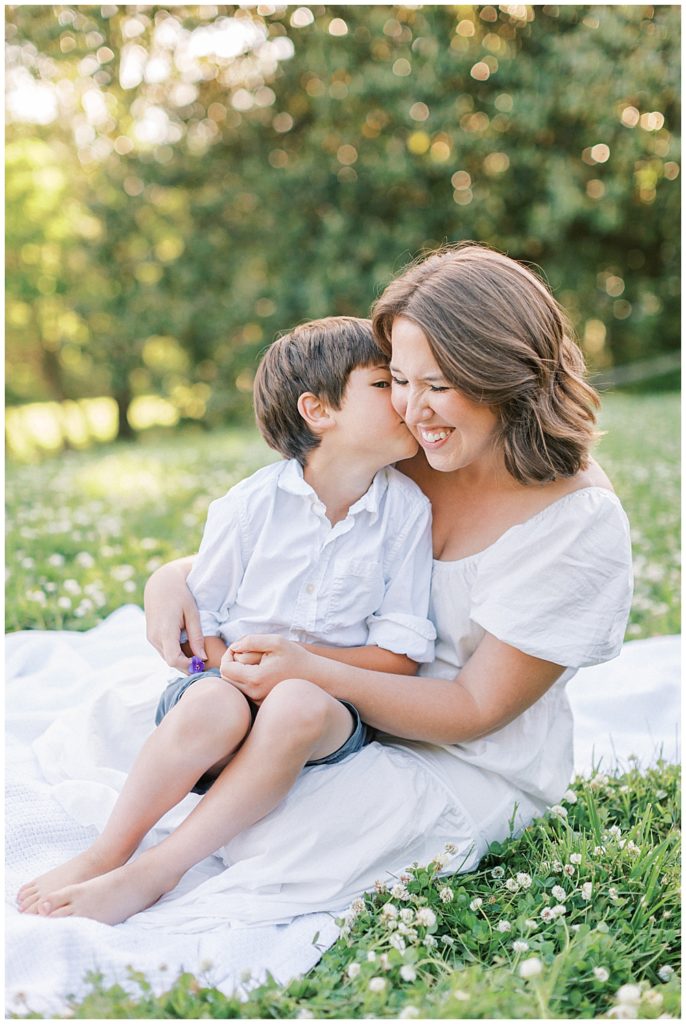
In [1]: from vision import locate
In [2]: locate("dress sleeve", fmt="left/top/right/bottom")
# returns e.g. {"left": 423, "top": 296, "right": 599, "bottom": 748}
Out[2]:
{"left": 470, "top": 490, "right": 633, "bottom": 668}
{"left": 365, "top": 498, "right": 437, "bottom": 663}
{"left": 186, "top": 487, "right": 247, "bottom": 639}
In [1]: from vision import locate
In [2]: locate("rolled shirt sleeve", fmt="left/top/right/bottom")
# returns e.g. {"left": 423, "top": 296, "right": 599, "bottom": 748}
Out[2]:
{"left": 365, "top": 497, "right": 436, "bottom": 662}
{"left": 186, "top": 487, "right": 247, "bottom": 639}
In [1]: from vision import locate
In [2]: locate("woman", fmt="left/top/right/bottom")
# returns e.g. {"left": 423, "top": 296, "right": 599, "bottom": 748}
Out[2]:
{"left": 34, "top": 244, "right": 635, "bottom": 926}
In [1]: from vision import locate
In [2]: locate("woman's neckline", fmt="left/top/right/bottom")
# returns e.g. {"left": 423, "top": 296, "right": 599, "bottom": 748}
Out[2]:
{"left": 433, "top": 485, "right": 619, "bottom": 567}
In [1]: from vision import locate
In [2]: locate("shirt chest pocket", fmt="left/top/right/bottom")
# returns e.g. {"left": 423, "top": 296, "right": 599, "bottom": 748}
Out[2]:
{"left": 326, "top": 558, "right": 386, "bottom": 630}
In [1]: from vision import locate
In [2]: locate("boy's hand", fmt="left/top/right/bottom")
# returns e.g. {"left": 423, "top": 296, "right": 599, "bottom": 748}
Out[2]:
{"left": 220, "top": 635, "right": 315, "bottom": 702}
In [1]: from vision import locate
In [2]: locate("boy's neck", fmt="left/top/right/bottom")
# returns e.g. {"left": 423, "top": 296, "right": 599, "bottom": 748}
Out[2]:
{"left": 302, "top": 449, "right": 381, "bottom": 526}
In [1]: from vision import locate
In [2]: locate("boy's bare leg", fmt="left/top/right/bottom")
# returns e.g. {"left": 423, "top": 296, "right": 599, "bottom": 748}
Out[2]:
{"left": 34, "top": 679, "right": 354, "bottom": 924}
{"left": 17, "top": 678, "right": 252, "bottom": 913}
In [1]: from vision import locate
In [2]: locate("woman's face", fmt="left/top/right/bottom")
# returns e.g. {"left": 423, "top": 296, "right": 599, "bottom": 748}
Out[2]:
{"left": 390, "top": 316, "right": 500, "bottom": 474}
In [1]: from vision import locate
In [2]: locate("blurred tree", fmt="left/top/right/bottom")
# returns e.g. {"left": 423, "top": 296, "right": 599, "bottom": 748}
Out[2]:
{"left": 6, "top": 5, "right": 680, "bottom": 438}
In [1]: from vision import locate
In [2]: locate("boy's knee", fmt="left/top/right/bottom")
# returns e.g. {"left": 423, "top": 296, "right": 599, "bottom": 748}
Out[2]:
{"left": 260, "top": 677, "right": 333, "bottom": 738}
{"left": 171, "top": 678, "right": 252, "bottom": 744}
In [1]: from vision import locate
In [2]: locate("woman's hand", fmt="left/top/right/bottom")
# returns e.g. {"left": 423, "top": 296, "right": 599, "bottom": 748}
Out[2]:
{"left": 220, "top": 635, "right": 317, "bottom": 703}
{"left": 144, "top": 557, "right": 205, "bottom": 673}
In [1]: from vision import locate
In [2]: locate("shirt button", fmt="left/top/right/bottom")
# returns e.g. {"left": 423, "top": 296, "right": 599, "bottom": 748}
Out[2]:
{"left": 305, "top": 583, "right": 316, "bottom": 594}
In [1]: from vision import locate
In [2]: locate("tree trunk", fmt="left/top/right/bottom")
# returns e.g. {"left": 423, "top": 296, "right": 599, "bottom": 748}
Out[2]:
{"left": 114, "top": 390, "right": 136, "bottom": 441}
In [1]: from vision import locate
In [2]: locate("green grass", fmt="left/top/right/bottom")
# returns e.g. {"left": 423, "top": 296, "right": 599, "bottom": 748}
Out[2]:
{"left": 6, "top": 391, "right": 681, "bottom": 1018}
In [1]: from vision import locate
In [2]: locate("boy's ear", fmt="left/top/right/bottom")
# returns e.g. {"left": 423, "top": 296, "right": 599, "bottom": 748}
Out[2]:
{"left": 297, "top": 392, "right": 335, "bottom": 433}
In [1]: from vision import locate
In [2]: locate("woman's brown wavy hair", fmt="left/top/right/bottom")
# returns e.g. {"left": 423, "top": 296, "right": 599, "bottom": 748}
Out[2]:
{"left": 372, "top": 243, "right": 600, "bottom": 484}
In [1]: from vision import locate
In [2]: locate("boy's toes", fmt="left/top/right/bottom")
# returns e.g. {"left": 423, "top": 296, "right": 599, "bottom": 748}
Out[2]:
{"left": 37, "top": 891, "right": 72, "bottom": 917}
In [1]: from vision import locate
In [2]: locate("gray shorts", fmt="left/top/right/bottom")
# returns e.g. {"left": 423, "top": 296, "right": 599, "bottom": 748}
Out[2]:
{"left": 155, "top": 668, "right": 374, "bottom": 794}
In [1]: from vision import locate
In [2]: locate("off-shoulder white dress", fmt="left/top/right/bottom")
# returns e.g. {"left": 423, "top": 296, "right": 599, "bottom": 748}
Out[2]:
{"left": 131, "top": 486, "right": 632, "bottom": 930}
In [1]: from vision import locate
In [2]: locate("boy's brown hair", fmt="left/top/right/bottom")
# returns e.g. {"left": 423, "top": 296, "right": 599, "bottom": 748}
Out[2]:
{"left": 253, "top": 316, "right": 384, "bottom": 464}
{"left": 372, "top": 243, "right": 600, "bottom": 484}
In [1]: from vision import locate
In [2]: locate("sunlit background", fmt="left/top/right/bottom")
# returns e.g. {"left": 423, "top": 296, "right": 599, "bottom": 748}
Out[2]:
{"left": 5, "top": 4, "right": 680, "bottom": 459}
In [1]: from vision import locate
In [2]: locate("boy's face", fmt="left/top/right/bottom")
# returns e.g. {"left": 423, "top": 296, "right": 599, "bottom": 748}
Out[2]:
{"left": 330, "top": 364, "right": 418, "bottom": 466}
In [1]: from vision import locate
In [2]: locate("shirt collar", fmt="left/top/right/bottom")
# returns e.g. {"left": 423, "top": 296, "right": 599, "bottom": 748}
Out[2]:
{"left": 277, "top": 459, "right": 388, "bottom": 524}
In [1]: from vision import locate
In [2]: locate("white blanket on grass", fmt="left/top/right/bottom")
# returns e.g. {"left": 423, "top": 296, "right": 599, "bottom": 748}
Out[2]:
{"left": 5, "top": 606, "right": 680, "bottom": 1016}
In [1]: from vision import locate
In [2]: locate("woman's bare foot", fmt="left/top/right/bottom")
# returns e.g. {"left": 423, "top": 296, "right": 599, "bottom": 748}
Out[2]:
{"left": 35, "top": 851, "right": 181, "bottom": 926}
{"left": 17, "top": 846, "right": 127, "bottom": 914}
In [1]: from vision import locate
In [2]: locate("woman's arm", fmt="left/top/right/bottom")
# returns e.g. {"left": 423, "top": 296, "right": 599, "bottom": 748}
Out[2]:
{"left": 222, "top": 633, "right": 564, "bottom": 744}
{"left": 144, "top": 556, "right": 205, "bottom": 672}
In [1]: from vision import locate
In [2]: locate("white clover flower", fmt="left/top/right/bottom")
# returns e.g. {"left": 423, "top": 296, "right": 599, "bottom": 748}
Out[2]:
{"left": 453, "top": 989, "right": 471, "bottom": 1001}
{"left": 469, "top": 897, "right": 483, "bottom": 911}
{"left": 594, "top": 967, "right": 610, "bottom": 982}
{"left": 552, "top": 885, "right": 566, "bottom": 901}
{"left": 366, "top": 951, "right": 377, "bottom": 962}
{"left": 379, "top": 953, "right": 391, "bottom": 971}
{"left": 552, "top": 904, "right": 567, "bottom": 918}
{"left": 399, "top": 872, "right": 413, "bottom": 884}
{"left": 423, "top": 935, "right": 436, "bottom": 948}
{"left": 516, "top": 872, "right": 532, "bottom": 889}
{"left": 296, "top": 1009, "right": 314, "bottom": 1019}
{"left": 390, "top": 932, "right": 406, "bottom": 952}
{"left": 21, "top": 557, "right": 35, "bottom": 569}
{"left": 655, "top": 789, "right": 668, "bottom": 800}
{"left": 596, "top": 921, "right": 609, "bottom": 933}
{"left": 519, "top": 957, "right": 543, "bottom": 979}
{"left": 644, "top": 990, "right": 664, "bottom": 1007}
{"left": 381, "top": 903, "right": 399, "bottom": 919}
{"left": 491, "top": 866, "right": 505, "bottom": 879}
{"left": 405, "top": 927, "right": 418, "bottom": 942}
{"left": 368, "top": 976, "right": 386, "bottom": 993}
{"left": 505, "top": 877, "right": 520, "bottom": 892}
{"left": 439, "top": 886, "right": 454, "bottom": 903}
{"left": 390, "top": 883, "right": 411, "bottom": 901}
{"left": 581, "top": 882, "right": 593, "bottom": 901}
{"left": 347, "top": 962, "right": 361, "bottom": 979}
{"left": 433, "top": 851, "right": 451, "bottom": 869}
{"left": 524, "top": 918, "right": 538, "bottom": 929}
{"left": 571, "top": 923, "right": 582, "bottom": 932}
{"left": 657, "top": 965, "right": 675, "bottom": 982}
{"left": 400, "top": 908, "right": 415, "bottom": 924}
{"left": 351, "top": 897, "right": 366, "bottom": 914}
{"left": 57, "top": 596, "right": 72, "bottom": 610}
{"left": 593, "top": 845, "right": 607, "bottom": 856}
{"left": 416, "top": 907, "right": 436, "bottom": 928}
{"left": 563, "top": 864, "right": 575, "bottom": 877}
{"left": 374, "top": 879, "right": 386, "bottom": 893}
{"left": 550, "top": 804, "right": 568, "bottom": 819}
{"left": 400, "top": 965, "right": 417, "bottom": 983}
{"left": 399, "top": 1007, "right": 420, "bottom": 1019}
{"left": 441, "top": 934, "right": 455, "bottom": 945}
{"left": 48, "top": 553, "right": 65, "bottom": 567}
{"left": 444, "top": 842, "right": 457, "bottom": 854}
{"left": 540, "top": 907, "right": 555, "bottom": 922}
{"left": 608, "top": 825, "right": 622, "bottom": 839}
{"left": 563, "top": 788, "right": 578, "bottom": 803}
{"left": 552, "top": 860, "right": 563, "bottom": 871}
{"left": 625, "top": 841, "right": 641, "bottom": 856}
{"left": 570, "top": 853, "right": 582, "bottom": 864}
{"left": 606, "top": 1005, "right": 638, "bottom": 1019}
{"left": 497, "top": 920, "right": 512, "bottom": 933}
{"left": 609, "top": 887, "right": 619, "bottom": 900}
{"left": 512, "top": 940, "right": 529, "bottom": 953}
{"left": 616, "top": 984, "right": 642, "bottom": 1005}
{"left": 63, "top": 578, "right": 81, "bottom": 594}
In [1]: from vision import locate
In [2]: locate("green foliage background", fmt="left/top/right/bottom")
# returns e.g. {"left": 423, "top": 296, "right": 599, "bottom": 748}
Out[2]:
{"left": 6, "top": 4, "right": 680, "bottom": 439}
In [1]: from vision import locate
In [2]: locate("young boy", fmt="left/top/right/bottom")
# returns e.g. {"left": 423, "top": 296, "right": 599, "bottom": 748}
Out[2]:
{"left": 17, "top": 316, "right": 435, "bottom": 923}
{"left": 161, "top": 314, "right": 436, "bottom": 790}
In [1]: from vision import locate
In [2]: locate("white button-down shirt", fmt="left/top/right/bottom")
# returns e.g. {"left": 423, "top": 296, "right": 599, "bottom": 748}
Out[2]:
{"left": 186, "top": 459, "right": 436, "bottom": 662}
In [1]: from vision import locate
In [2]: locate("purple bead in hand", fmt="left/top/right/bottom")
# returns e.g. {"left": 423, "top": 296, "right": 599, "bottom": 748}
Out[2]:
{"left": 189, "top": 656, "right": 205, "bottom": 674}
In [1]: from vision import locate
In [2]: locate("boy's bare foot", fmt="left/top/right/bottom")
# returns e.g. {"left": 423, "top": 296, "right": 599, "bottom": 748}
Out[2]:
{"left": 17, "top": 847, "right": 126, "bottom": 914}
{"left": 35, "top": 852, "right": 180, "bottom": 926}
